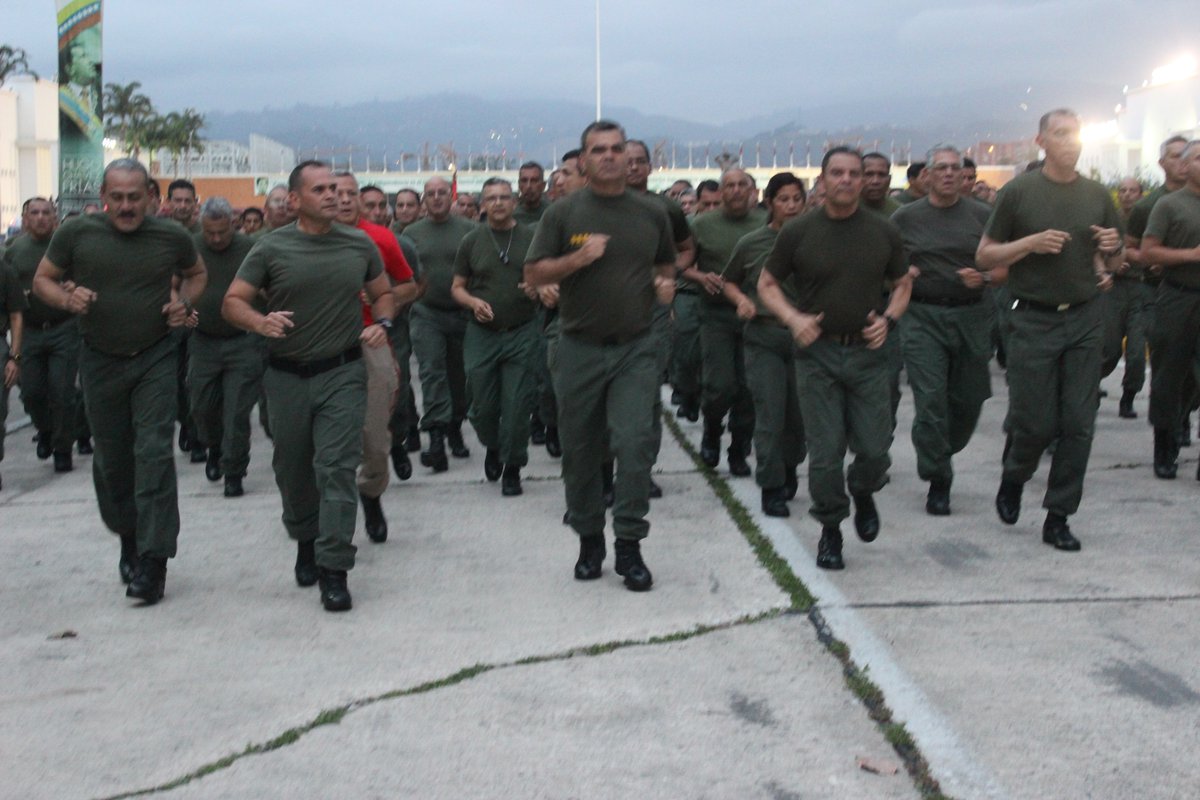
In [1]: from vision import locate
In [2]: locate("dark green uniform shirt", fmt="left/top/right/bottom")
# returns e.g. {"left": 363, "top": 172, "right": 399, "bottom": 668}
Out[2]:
{"left": 527, "top": 188, "right": 675, "bottom": 343}
{"left": 765, "top": 207, "right": 907, "bottom": 335}
{"left": 863, "top": 196, "right": 903, "bottom": 217}
{"left": 235, "top": 223, "right": 383, "bottom": 362}
{"left": 406, "top": 215, "right": 478, "bottom": 311}
{"left": 1144, "top": 188, "right": 1200, "bottom": 288}
{"left": 45, "top": 214, "right": 198, "bottom": 356}
{"left": 1127, "top": 186, "right": 1168, "bottom": 242}
{"left": 892, "top": 197, "right": 991, "bottom": 302}
{"left": 723, "top": 225, "right": 788, "bottom": 322}
{"left": 513, "top": 199, "right": 550, "bottom": 225}
{"left": 194, "top": 231, "right": 255, "bottom": 338}
{"left": 984, "top": 170, "right": 1122, "bottom": 306}
{"left": 4, "top": 234, "right": 72, "bottom": 328}
{"left": 0, "top": 261, "right": 28, "bottom": 336}
{"left": 692, "top": 208, "right": 768, "bottom": 305}
{"left": 453, "top": 223, "right": 537, "bottom": 331}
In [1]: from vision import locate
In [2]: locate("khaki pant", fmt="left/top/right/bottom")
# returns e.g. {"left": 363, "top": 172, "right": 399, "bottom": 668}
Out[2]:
{"left": 358, "top": 342, "right": 400, "bottom": 498}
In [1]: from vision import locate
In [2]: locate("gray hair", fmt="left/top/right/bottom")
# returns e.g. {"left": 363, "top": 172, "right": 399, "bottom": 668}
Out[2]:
{"left": 102, "top": 158, "right": 150, "bottom": 190}
{"left": 200, "top": 197, "right": 234, "bottom": 221}
{"left": 1162, "top": 135, "right": 1190, "bottom": 158}
{"left": 1181, "top": 140, "right": 1200, "bottom": 161}
{"left": 925, "top": 144, "right": 963, "bottom": 166}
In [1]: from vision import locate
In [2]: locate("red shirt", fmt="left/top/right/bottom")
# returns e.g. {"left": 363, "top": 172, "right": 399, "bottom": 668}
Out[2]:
{"left": 356, "top": 219, "right": 413, "bottom": 325}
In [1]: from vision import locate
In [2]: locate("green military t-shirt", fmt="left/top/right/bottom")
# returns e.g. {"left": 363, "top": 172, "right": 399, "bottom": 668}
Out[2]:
{"left": 194, "top": 231, "right": 255, "bottom": 338}
{"left": 1144, "top": 188, "right": 1200, "bottom": 288}
{"left": 235, "top": 222, "right": 383, "bottom": 362}
{"left": 0, "top": 261, "right": 29, "bottom": 336}
{"left": 45, "top": 214, "right": 197, "bottom": 356}
{"left": 984, "top": 170, "right": 1122, "bottom": 306}
{"left": 406, "top": 215, "right": 477, "bottom": 311}
{"left": 692, "top": 208, "right": 767, "bottom": 305}
{"left": 3, "top": 234, "right": 72, "bottom": 328}
{"left": 453, "top": 223, "right": 537, "bottom": 331}
{"left": 723, "top": 225, "right": 790, "bottom": 322}
{"left": 1127, "top": 185, "right": 1168, "bottom": 242}
{"left": 863, "top": 196, "right": 903, "bottom": 218}
{"left": 765, "top": 207, "right": 907, "bottom": 335}
{"left": 892, "top": 196, "right": 991, "bottom": 302}
{"left": 513, "top": 199, "right": 550, "bottom": 226}
{"left": 527, "top": 188, "right": 676, "bottom": 343}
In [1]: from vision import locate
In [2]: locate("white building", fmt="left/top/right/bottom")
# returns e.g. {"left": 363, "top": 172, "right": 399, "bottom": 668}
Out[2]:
{"left": 153, "top": 134, "right": 295, "bottom": 177}
{"left": 0, "top": 76, "right": 59, "bottom": 231}
{"left": 1079, "top": 56, "right": 1200, "bottom": 184}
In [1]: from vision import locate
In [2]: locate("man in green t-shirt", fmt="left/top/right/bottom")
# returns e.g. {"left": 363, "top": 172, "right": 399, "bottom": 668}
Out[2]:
{"left": 760, "top": 146, "right": 913, "bottom": 572}
{"left": 4, "top": 197, "right": 82, "bottom": 473}
{"left": 526, "top": 120, "right": 676, "bottom": 592}
{"left": 167, "top": 179, "right": 202, "bottom": 461}
{"left": 1127, "top": 135, "right": 1192, "bottom": 475}
{"left": 861, "top": 153, "right": 902, "bottom": 217}
{"left": 0, "top": 254, "right": 27, "bottom": 491}
{"left": 978, "top": 109, "right": 1125, "bottom": 553}
{"left": 514, "top": 161, "right": 550, "bottom": 225}
{"left": 187, "top": 197, "right": 262, "bottom": 498}
{"left": 406, "top": 176, "right": 478, "bottom": 471}
{"left": 224, "top": 160, "right": 394, "bottom": 612}
{"left": 386, "top": 186, "right": 426, "bottom": 467}
{"left": 689, "top": 168, "right": 765, "bottom": 476}
{"left": 33, "top": 159, "right": 207, "bottom": 604}
{"left": 452, "top": 178, "right": 539, "bottom": 496}
{"left": 1142, "top": 139, "right": 1200, "bottom": 481}
{"left": 891, "top": 145, "right": 997, "bottom": 516}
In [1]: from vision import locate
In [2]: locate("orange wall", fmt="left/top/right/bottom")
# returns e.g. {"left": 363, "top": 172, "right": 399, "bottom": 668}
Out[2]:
{"left": 152, "top": 177, "right": 262, "bottom": 211}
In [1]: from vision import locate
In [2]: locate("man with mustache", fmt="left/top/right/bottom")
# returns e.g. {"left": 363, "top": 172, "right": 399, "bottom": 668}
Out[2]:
{"left": 33, "top": 159, "right": 208, "bottom": 604}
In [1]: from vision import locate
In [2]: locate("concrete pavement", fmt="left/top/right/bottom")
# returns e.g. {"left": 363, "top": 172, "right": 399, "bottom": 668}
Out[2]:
{"left": 1, "top": 358, "right": 1197, "bottom": 799}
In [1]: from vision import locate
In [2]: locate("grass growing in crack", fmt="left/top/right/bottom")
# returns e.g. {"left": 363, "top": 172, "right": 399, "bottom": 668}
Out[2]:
{"left": 665, "top": 415, "right": 814, "bottom": 610}
{"left": 668, "top": 413, "right": 954, "bottom": 799}
{"left": 101, "top": 612, "right": 784, "bottom": 798}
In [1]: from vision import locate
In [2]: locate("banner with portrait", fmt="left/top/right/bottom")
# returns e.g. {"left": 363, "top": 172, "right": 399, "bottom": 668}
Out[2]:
{"left": 57, "top": 0, "right": 104, "bottom": 211}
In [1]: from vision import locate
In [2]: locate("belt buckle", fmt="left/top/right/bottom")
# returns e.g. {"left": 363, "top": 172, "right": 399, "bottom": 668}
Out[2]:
{"left": 1056, "top": 303, "right": 1070, "bottom": 311}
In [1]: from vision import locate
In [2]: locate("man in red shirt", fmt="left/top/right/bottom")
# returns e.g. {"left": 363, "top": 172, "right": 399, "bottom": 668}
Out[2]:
{"left": 335, "top": 172, "right": 418, "bottom": 543}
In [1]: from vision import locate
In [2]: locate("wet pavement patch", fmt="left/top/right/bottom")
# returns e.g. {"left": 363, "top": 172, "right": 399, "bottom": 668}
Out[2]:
{"left": 1097, "top": 659, "right": 1200, "bottom": 708}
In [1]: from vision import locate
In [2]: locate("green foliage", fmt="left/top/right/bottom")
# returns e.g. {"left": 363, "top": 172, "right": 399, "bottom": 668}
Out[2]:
{"left": 0, "top": 44, "right": 38, "bottom": 88}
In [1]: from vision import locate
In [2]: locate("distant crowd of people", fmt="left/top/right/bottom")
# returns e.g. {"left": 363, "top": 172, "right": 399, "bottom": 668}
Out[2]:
{"left": 2, "top": 108, "right": 1197, "bottom": 611}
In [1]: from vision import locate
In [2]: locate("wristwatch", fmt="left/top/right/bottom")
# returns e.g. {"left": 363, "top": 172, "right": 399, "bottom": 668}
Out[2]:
{"left": 376, "top": 317, "right": 394, "bottom": 334}
{"left": 884, "top": 313, "right": 898, "bottom": 332}
{"left": 7, "top": 353, "right": 20, "bottom": 363}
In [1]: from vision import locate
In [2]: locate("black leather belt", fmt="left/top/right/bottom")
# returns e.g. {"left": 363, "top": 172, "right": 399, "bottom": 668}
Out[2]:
{"left": 1012, "top": 297, "right": 1093, "bottom": 313}
{"left": 195, "top": 329, "right": 247, "bottom": 340}
{"left": 911, "top": 295, "right": 982, "bottom": 308}
{"left": 1165, "top": 278, "right": 1200, "bottom": 295}
{"left": 269, "top": 345, "right": 361, "bottom": 378}
{"left": 820, "top": 331, "right": 867, "bottom": 346}
{"left": 32, "top": 317, "right": 73, "bottom": 331}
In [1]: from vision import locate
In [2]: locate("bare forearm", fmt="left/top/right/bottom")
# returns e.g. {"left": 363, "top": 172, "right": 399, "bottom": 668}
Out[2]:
{"left": 977, "top": 237, "right": 1034, "bottom": 271}
{"left": 1141, "top": 240, "right": 1200, "bottom": 268}
{"left": 525, "top": 251, "right": 588, "bottom": 286}
{"left": 222, "top": 296, "right": 266, "bottom": 333}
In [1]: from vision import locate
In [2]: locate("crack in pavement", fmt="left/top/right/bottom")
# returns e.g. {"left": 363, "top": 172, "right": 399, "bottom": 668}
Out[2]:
{"left": 839, "top": 593, "right": 1200, "bottom": 610}
{"left": 96, "top": 608, "right": 789, "bottom": 799}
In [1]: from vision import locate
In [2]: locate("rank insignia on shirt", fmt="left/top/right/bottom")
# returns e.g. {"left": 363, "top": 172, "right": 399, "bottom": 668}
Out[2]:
{"left": 569, "top": 233, "right": 592, "bottom": 248}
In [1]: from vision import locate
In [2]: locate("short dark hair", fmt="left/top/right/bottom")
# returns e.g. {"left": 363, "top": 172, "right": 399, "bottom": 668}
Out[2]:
{"left": 288, "top": 160, "right": 328, "bottom": 192}
{"left": 627, "top": 139, "right": 650, "bottom": 164}
{"left": 22, "top": 196, "right": 52, "bottom": 213}
{"left": 101, "top": 158, "right": 150, "bottom": 191}
{"left": 580, "top": 119, "right": 625, "bottom": 151}
{"left": 764, "top": 172, "right": 805, "bottom": 204}
{"left": 167, "top": 178, "right": 196, "bottom": 198}
{"left": 481, "top": 177, "right": 512, "bottom": 192}
{"left": 359, "top": 184, "right": 386, "bottom": 198}
{"left": 862, "top": 152, "right": 891, "bottom": 169}
{"left": 906, "top": 162, "right": 926, "bottom": 181}
{"left": 1161, "top": 135, "right": 1189, "bottom": 157}
{"left": 696, "top": 179, "right": 720, "bottom": 197}
{"left": 1038, "top": 108, "right": 1078, "bottom": 133}
{"left": 395, "top": 188, "right": 420, "bottom": 203}
{"left": 242, "top": 207, "right": 264, "bottom": 221}
{"left": 821, "top": 146, "right": 863, "bottom": 173}
{"left": 561, "top": 149, "right": 581, "bottom": 163}
{"left": 518, "top": 161, "right": 544, "bottom": 175}
{"left": 962, "top": 157, "right": 976, "bottom": 169}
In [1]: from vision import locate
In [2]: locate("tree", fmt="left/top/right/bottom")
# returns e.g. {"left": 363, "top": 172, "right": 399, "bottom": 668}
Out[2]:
{"left": 0, "top": 44, "right": 38, "bottom": 88}
{"left": 103, "top": 81, "right": 155, "bottom": 158}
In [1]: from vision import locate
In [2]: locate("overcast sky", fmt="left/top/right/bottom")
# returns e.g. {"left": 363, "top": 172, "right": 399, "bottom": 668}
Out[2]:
{"left": 6, "top": 0, "right": 1199, "bottom": 125}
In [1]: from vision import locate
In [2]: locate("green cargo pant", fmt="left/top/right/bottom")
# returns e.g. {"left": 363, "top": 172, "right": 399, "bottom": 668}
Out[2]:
{"left": 651, "top": 305, "right": 672, "bottom": 462}
{"left": 78, "top": 336, "right": 180, "bottom": 558}
{"left": 899, "top": 301, "right": 993, "bottom": 486}
{"left": 554, "top": 330, "right": 659, "bottom": 541}
{"left": 388, "top": 309, "right": 416, "bottom": 452}
{"left": 188, "top": 331, "right": 266, "bottom": 478}
{"left": 1101, "top": 276, "right": 1150, "bottom": 393}
{"left": 670, "top": 290, "right": 702, "bottom": 403}
{"left": 0, "top": 337, "right": 9, "bottom": 462}
{"left": 20, "top": 319, "right": 80, "bottom": 455}
{"left": 411, "top": 303, "right": 468, "bottom": 430}
{"left": 1003, "top": 298, "right": 1103, "bottom": 517}
{"left": 533, "top": 306, "right": 558, "bottom": 429}
{"left": 464, "top": 318, "right": 537, "bottom": 466}
{"left": 1147, "top": 283, "right": 1200, "bottom": 433}
{"left": 698, "top": 302, "right": 754, "bottom": 444}
{"left": 744, "top": 321, "right": 806, "bottom": 490}
{"left": 794, "top": 338, "right": 893, "bottom": 527}
{"left": 265, "top": 358, "right": 366, "bottom": 571}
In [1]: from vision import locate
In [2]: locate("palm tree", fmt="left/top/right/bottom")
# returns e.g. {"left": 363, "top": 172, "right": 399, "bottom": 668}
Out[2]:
{"left": 103, "top": 81, "right": 155, "bottom": 158}
{"left": 0, "top": 44, "right": 38, "bottom": 88}
{"left": 178, "top": 108, "right": 206, "bottom": 176}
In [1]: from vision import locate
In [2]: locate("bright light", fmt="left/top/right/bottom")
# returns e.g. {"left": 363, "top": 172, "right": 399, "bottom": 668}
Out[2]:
{"left": 1151, "top": 55, "right": 1197, "bottom": 86}
{"left": 1080, "top": 120, "right": 1118, "bottom": 143}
